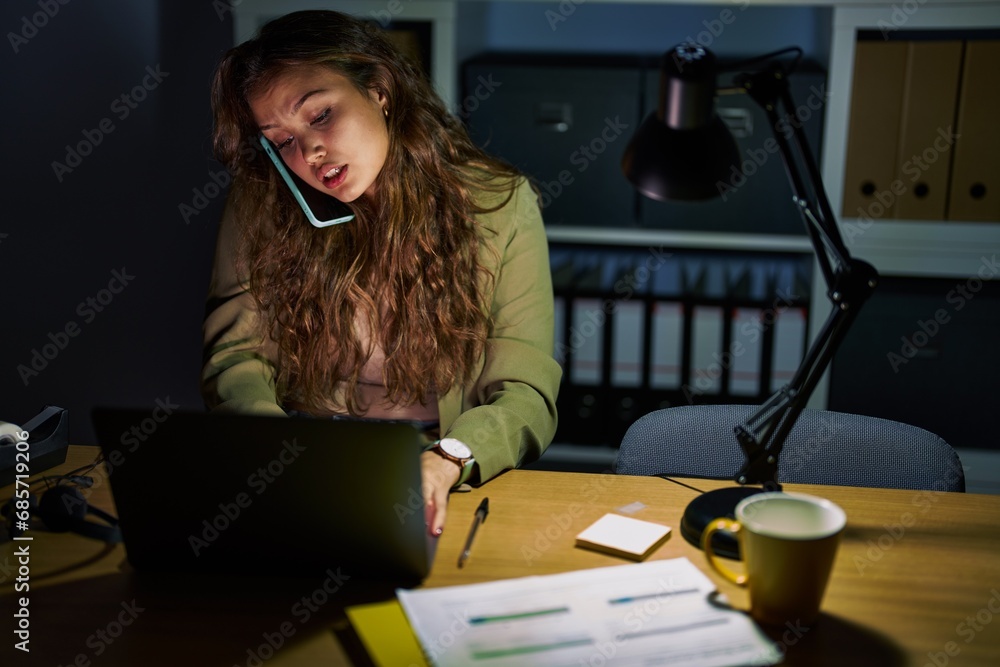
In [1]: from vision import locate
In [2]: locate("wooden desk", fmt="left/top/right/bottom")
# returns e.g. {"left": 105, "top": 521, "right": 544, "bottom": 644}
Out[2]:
{"left": 3, "top": 446, "right": 999, "bottom": 666}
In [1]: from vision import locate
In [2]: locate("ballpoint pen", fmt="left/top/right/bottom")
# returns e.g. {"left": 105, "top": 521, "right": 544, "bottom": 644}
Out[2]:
{"left": 457, "top": 497, "right": 489, "bottom": 568}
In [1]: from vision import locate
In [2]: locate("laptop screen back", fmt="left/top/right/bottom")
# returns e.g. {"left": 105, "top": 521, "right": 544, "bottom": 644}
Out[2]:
{"left": 91, "top": 409, "right": 430, "bottom": 584}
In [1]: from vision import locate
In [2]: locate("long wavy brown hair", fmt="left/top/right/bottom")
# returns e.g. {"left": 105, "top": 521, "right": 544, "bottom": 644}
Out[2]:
{"left": 210, "top": 10, "right": 522, "bottom": 413}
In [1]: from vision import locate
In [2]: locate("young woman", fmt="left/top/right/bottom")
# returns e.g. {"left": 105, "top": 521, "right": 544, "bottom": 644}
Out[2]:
{"left": 203, "top": 10, "right": 560, "bottom": 536}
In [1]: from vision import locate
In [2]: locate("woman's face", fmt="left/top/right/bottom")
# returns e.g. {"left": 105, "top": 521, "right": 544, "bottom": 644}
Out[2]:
{"left": 251, "top": 65, "right": 389, "bottom": 203}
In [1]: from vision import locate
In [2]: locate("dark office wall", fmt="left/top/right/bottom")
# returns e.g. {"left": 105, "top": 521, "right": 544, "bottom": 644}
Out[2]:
{"left": 830, "top": 277, "right": 1000, "bottom": 452}
{"left": 1, "top": 1, "right": 233, "bottom": 444}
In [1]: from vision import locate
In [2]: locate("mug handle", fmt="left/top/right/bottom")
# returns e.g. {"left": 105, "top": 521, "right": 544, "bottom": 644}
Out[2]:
{"left": 701, "top": 518, "right": 748, "bottom": 586}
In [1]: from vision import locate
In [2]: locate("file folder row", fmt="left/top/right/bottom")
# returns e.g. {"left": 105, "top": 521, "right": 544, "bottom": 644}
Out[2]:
{"left": 842, "top": 36, "right": 1000, "bottom": 223}
{"left": 549, "top": 247, "right": 812, "bottom": 446}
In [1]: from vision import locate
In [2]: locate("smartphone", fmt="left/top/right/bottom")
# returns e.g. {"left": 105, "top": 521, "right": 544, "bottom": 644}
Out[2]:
{"left": 259, "top": 135, "right": 355, "bottom": 228}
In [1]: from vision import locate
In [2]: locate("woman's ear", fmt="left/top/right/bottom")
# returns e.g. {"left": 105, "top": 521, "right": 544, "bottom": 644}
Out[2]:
{"left": 370, "top": 85, "right": 388, "bottom": 111}
{"left": 368, "top": 64, "right": 393, "bottom": 110}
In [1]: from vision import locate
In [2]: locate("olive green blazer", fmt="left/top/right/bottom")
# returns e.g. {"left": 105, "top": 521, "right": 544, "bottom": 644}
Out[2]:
{"left": 201, "top": 177, "right": 561, "bottom": 484}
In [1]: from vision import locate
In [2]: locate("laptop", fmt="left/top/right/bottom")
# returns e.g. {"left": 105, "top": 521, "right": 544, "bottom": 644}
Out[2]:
{"left": 91, "top": 408, "right": 433, "bottom": 584}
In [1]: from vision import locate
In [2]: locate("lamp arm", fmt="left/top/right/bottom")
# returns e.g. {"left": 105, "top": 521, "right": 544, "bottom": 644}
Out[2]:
{"left": 731, "top": 66, "right": 879, "bottom": 487}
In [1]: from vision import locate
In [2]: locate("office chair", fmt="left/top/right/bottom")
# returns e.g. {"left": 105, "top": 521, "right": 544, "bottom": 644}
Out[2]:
{"left": 615, "top": 405, "right": 965, "bottom": 493}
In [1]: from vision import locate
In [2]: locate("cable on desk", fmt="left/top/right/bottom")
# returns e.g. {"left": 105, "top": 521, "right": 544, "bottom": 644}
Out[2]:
{"left": 655, "top": 475, "right": 707, "bottom": 495}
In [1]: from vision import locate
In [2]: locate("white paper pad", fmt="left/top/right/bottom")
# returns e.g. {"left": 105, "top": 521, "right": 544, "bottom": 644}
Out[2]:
{"left": 575, "top": 513, "right": 671, "bottom": 560}
{"left": 397, "top": 557, "right": 782, "bottom": 667}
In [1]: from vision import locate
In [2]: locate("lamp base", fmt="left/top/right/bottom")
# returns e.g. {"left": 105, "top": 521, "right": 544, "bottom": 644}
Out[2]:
{"left": 681, "top": 486, "right": 765, "bottom": 559}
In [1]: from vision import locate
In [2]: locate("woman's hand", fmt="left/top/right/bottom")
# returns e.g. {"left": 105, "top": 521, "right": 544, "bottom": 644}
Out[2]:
{"left": 420, "top": 450, "right": 461, "bottom": 537}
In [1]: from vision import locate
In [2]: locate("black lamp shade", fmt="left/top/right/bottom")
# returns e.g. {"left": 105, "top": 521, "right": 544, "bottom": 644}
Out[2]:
{"left": 621, "top": 43, "right": 742, "bottom": 202}
{"left": 622, "top": 112, "right": 740, "bottom": 201}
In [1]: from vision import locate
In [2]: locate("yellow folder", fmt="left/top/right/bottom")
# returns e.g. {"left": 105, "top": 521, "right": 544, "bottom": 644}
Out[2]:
{"left": 893, "top": 41, "right": 964, "bottom": 220}
{"left": 841, "top": 41, "right": 907, "bottom": 221}
{"left": 947, "top": 40, "right": 1000, "bottom": 222}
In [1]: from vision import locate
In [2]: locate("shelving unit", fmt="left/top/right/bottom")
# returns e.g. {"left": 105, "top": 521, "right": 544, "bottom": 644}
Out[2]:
{"left": 813, "top": 3, "right": 1000, "bottom": 409}
{"left": 822, "top": 5, "right": 1000, "bottom": 277}
{"left": 230, "top": 1, "right": 1000, "bottom": 459}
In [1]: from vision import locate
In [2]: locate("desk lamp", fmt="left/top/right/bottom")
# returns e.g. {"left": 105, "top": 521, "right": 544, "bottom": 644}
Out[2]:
{"left": 621, "top": 44, "right": 879, "bottom": 554}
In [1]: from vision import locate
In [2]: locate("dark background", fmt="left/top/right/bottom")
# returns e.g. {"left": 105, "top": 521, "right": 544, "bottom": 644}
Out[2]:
{"left": 2, "top": 1, "right": 232, "bottom": 443}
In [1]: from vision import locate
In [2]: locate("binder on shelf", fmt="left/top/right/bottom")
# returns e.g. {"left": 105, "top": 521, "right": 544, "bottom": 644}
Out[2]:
{"left": 650, "top": 302, "right": 683, "bottom": 390}
{"left": 652, "top": 253, "right": 683, "bottom": 297}
{"left": 726, "top": 263, "right": 762, "bottom": 397}
{"left": 841, "top": 41, "right": 908, "bottom": 221}
{"left": 553, "top": 294, "right": 567, "bottom": 366}
{"left": 727, "top": 261, "right": 751, "bottom": 300}
{"left": 730, "top": 308, "right": 764, "bottom": 396}
{"left": 611, "top": 262, "right": 644, "bottom": 388}
{"left": 700, "top": 257, "right": 727, "bottom": 299}
{"left": 685, "top": 257, "right": 728, "bottom": 396}
{"left": 570, "top": 295, "right": 604, "bottom": 386}
{"left": 611, "top": 301, "right": 644, "bottom": 387}
{"left": 947, "top": 40, "right": 1000, "bottom": 222}
{"left": 690, "top": 305, "right": 724, "bottom": 395}
{"left": 893, "top": 40, "right": 964, "bottom": 220}
{"left": 770, "top": 307, "right": 807, "bottom": 393}
{"left": 551, "top": 255, "right": 575, "bottom": 368}
{"left": 651, "top": 253, "right": 683, "bottom": 391}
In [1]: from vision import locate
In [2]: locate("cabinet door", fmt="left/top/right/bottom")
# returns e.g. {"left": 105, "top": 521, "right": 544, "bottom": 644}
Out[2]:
{"left": 830, "top": 276, "right": 1000, "bottom": 451}
{"left": 463, "top": 61, "right": 643, "bottom": 227}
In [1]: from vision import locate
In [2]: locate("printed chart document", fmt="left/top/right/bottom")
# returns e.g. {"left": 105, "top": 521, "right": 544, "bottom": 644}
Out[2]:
{"left": 397, "top": 557, "right": 781, "bottom": 667}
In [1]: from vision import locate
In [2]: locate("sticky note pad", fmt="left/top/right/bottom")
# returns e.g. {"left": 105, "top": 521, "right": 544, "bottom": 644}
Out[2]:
{"left": 575, "top": 513, "right": 672, "bottom": 561}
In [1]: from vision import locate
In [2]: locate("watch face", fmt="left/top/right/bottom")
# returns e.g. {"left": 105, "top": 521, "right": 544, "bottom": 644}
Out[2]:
{"left": 439, "top": 437, "right": 473, "bottom": 460}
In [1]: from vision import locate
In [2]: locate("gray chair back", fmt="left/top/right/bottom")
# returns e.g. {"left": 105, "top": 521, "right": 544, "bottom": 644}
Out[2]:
{"left": 615, "top": 405, "right": 965, "bottom": 492}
